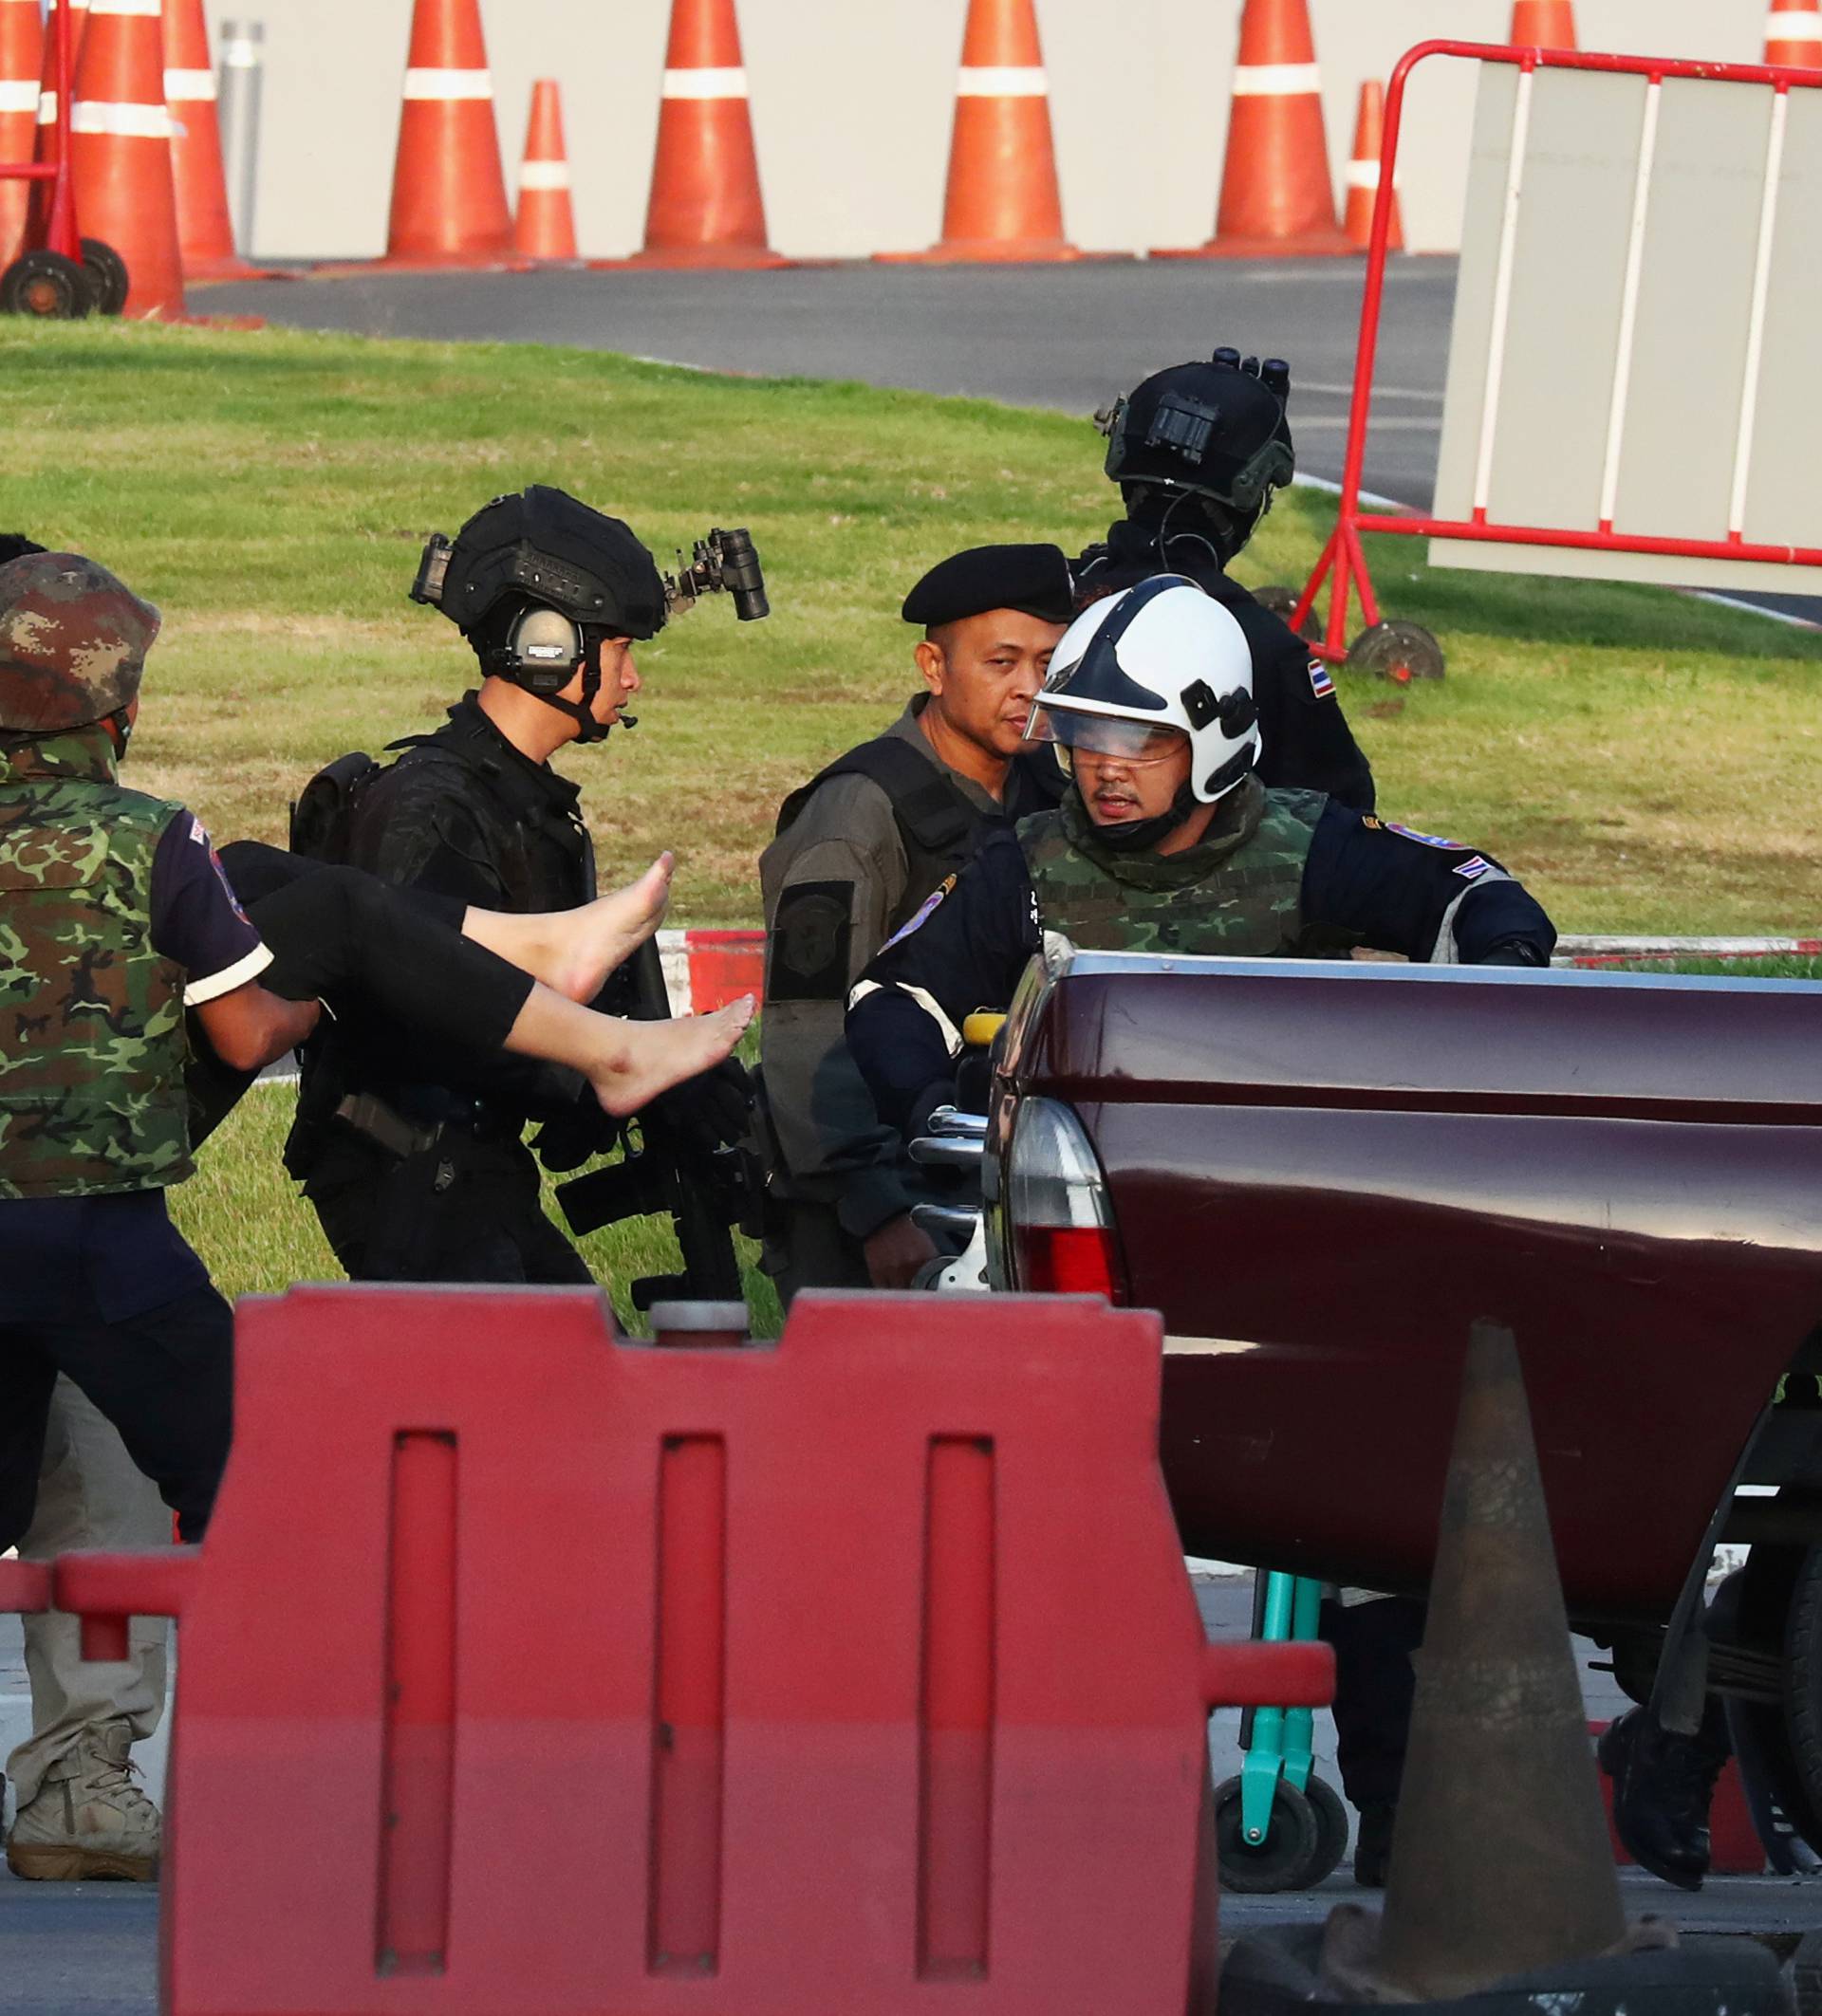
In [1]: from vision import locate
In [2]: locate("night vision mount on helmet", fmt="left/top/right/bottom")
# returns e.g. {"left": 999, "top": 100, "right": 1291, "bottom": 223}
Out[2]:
{"left": 0, "top": 551, "right": 161, "bottom": 739}
{"left": 409, "top": 485, "right": 769, "bottom": 743}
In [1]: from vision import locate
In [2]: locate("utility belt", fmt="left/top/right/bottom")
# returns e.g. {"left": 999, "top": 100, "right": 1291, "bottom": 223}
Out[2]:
{"left": 333, "top": 1082, "right": 524, "bottom": 1160}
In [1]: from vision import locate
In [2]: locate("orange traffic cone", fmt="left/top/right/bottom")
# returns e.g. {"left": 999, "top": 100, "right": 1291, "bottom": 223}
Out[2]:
{"left": 384, "top": 0, "right": 512, "bottom": 267}
{"left": 513, "top": 79, "right": 576, "bottom": 261}
{"left": 1155, "top": 0, "right": 1351, "bottom": 258}
{"left": 0, "top": 0, "right": 43, "bottom": 264}
{"left": 883, "top": 0, "right": 1078, "bottom": 263}
{"left": 1508, "top": 1, "right": 1578, "bottom": 47}
{"left": 1343, "top": 80, "right": 1402, "bottom": 253}
{"left": 68, "top": 0, "right": 185, "bottom": 317}
{"left": 162, "top": 0, "right": 252, "bottom": 278}
{"left": 1766, "top": 7, "right": 1822, "bottom": 66}
{"left": 626, "top": 0, "right": 783, "bottom": 268}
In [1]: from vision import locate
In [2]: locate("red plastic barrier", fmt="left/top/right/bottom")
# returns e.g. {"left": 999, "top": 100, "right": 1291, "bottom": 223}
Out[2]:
{"left": 46, "top": 1285, "right": 1329, "bottom": 2016}
{"left": 0, "top": 1559, "right": 48, "bottom": 1611}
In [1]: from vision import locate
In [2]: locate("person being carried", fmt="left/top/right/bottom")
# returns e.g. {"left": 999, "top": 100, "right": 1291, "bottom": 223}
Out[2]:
{"left": 0, "top": 548, "right": 747, "bottom": 1882}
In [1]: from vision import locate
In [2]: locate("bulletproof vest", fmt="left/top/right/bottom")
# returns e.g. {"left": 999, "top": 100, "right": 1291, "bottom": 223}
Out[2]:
{"left": 0, "top": 728, "right": 193, "bottom": 1199}
{"left": 1017, "top": 785, "right": 1326, "bottom": 958}
{"left": 777, "top": 731, "right": 1064, "bottom": 931}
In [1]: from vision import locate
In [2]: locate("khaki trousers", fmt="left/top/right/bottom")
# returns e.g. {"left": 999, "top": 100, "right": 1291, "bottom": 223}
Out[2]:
{"left": 7, "top": 1377, "right": 171, "bottom": 1808}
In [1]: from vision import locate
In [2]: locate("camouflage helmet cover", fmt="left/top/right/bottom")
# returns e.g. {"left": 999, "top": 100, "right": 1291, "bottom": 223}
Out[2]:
{"left": 0, "top": 551, "right": 162, "bottom": 734}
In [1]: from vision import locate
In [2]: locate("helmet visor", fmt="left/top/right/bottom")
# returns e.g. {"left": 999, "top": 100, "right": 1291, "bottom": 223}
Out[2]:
{"left": 1025, "top": 703, "right": 1188, "bottom": 765}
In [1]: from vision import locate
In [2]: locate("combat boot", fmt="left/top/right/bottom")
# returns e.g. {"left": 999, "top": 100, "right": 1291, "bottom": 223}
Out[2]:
{"left": 1597, "top": 1704, "right": 1728, "bottom": 1891}
{"left": 5, "top": 1719, "right": 159, "bottom": 1881}
{"left": 1352, "top": 1800, "right": 1396, "bottom": 1887}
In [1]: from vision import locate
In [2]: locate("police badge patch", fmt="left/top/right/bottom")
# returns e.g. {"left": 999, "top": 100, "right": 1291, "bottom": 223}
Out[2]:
{"left": 769, "top": 880, "right": 852, "bottom": 1002}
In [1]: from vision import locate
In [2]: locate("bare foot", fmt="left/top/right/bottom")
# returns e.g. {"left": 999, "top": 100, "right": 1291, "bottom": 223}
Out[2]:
{"left": 589, "top": 994, "right": 754, "bottom": 1118}
{"left": 560, "top": 853, "right": 674, "bottom": 1002}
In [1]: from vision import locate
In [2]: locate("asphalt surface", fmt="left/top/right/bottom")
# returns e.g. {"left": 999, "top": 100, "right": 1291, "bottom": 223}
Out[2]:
{"left": 192, "top": 257, "right": 1820, "bottom": 625}
{"left": 194, "top": 257, "right": 1455, "bottom": 505}
{"left": 7, "top": 1577, "right": 1815, "bottom": 2014}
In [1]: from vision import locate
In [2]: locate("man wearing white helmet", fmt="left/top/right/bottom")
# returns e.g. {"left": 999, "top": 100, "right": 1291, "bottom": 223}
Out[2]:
{"left": 845, "top": 578, "right": 1554, "bottom": 1886}
{"left": 847, "top": 577, "right": 1552, "bottom": 1141}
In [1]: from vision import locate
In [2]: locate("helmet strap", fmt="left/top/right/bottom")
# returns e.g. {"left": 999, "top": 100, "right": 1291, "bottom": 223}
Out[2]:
{"left": 1088, "top": 779, "right": 1202, "bottom": 853}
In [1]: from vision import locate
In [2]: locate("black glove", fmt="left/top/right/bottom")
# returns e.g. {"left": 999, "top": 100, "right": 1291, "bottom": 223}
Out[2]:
{"left": 533, "top": 1102, "right": 623, "bottom": 1174}
{"left": 641, "top": 1056, "right": 753, "bottom": 1168}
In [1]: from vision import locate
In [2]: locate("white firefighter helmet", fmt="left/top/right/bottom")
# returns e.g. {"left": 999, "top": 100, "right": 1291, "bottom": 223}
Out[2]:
{"left": 1026, "top": 575, "right": 1260, "bottom": 804}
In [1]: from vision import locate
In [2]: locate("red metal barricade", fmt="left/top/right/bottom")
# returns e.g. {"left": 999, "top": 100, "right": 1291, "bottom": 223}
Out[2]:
{"left": 0, "top": 0, "right": 80, "bottom": 268}
{"left": 1294, "top": 41, "right": 1822, "bottom": 667}
{"left": 45, "top": 1286, "right": 1329, "bottom": 2016}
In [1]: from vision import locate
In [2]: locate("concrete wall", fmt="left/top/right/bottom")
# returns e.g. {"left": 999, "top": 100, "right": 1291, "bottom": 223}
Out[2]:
{"left": 201, "top": 1, "right": 1790, "bottom": 262}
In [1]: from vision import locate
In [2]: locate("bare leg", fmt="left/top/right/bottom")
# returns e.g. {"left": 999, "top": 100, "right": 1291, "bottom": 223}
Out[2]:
{"left": 461, "top": 854, "right": 674, "bottom": 1003}
{"left": 502, "top": 982, "right": 754, "bottom": 1117}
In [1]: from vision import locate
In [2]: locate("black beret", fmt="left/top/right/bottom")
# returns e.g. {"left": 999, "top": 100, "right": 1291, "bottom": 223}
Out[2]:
{"left": 902, "top": 544, "right": 1075, "bottom": 629}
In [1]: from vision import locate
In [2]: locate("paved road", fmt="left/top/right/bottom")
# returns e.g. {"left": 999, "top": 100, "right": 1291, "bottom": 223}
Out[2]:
{"left": 194, "top": 258, "right": 1819, "bottom": 626}
{"left": 195, "top": 258, "right": 1453, "bottom": 506}
{"left": 9, "top": 1575, "right": 1812, "bottom": 2015}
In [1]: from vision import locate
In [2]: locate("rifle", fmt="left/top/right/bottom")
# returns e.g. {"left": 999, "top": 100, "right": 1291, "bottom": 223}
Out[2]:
{"left": 553, "top": 937, "right": 748, "bottom": 1309}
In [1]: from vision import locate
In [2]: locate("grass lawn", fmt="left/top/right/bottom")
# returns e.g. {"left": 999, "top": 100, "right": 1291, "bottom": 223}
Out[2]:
{"left": 2, "top": 319, "right": 1818, "bottom": 936}
{"left": 8, "top": 318, "right": 1817, "bottom": 1319}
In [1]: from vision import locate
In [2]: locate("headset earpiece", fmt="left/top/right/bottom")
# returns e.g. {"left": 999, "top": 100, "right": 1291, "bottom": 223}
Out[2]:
{"left": 499, "top": 604, "right": 586, "bottom": 694}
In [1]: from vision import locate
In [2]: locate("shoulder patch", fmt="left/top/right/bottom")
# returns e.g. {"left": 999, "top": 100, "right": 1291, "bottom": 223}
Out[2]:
{"left": 1384, "top": 821, "right": 1469, "bottom": 850}
{"left": 1452, "top": 855, "right": 1491, "bottom": 880}
{"left": 1308, "top": 657, "right": 1336, "bottom": 700}
{"left": 878, "top": 874, "right": 957, "bottom": 957}
{"left": 769, "top": 879, "right": 853, "bottom": 1003}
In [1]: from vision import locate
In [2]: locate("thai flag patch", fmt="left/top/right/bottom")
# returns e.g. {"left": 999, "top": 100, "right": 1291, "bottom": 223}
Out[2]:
{"left": 1452, "top": 856, "right": 1491, "bottom": 880}
{"left": 1308, "top": 657, "right": 1335, "bottom": 699}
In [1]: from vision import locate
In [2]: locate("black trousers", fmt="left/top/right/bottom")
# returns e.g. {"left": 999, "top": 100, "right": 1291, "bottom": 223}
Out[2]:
{"left": 305, "top": 1131, "right": 593, "bottom": 1286}
{"left": 185, "top": 844, "right": 535, "bottom": 1146}
{"left": 1320, "top": 1594, "right": 1428, "bottom": 1812}
{"left": 0, "top": 1285, "right": 232, "bottom": 1553}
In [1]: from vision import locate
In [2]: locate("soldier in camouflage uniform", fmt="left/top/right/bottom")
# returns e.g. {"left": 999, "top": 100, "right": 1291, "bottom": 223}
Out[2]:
{"left": 0, "top": 549, "right": 324, "bottom": 1881}
{"left": 846, "top": 578, "right": 1555, "bottom": 1886}
{"left": 847, "top": 577, "right": 1554, "bottom": 1133}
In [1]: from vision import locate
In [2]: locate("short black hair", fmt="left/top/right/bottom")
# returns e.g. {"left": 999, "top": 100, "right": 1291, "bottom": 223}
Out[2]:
{"left": 0, "top": 534, "right": 47, "bottom": 567}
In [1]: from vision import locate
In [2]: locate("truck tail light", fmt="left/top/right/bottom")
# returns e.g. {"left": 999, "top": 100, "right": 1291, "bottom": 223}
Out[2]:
{"left": 1003, "top": 1098, "right": 1126, "bottom": 1304}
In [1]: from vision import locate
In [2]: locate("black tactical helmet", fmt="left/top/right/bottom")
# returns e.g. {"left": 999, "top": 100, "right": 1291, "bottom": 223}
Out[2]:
{"left": 422, "top": 486, "right": 667, "bottom": 642}
{"left": 1100, "top": 350, "right": 1295, "bottom": 552}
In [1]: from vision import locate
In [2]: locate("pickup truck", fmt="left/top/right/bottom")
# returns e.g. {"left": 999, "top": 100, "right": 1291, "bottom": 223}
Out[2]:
{"left": 970, "top": 945, "right": 1822, "bottom": 1835}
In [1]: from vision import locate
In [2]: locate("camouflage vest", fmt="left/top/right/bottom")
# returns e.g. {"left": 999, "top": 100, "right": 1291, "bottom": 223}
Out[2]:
{"left": 0, "top": 728, "right": 194, "bottom": 1198}
{"left": 1016, "top": 778, "right": 1328, "bottom": 957}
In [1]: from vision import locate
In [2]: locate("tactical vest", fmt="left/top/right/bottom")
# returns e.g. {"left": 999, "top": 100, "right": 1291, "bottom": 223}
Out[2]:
{"left": 1017, "top": 786, "right": 1327, "bottom": 957}
{"left": 0, "top": 730, "right": 193, "bottom": 1199}
{"left": 776, "top": 731, "right": 1065, "bottom": 932}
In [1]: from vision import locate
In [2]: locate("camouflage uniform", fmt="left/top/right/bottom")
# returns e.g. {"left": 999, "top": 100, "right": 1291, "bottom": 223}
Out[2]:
{"left": 0, "top": 553, "right": 233, "bottom": 1562}
{"left": 1018, "top": 778, "right": 1324, "bottom": 957}
{"left": 0, "top": 727, "right": 193, "bottom": 1198}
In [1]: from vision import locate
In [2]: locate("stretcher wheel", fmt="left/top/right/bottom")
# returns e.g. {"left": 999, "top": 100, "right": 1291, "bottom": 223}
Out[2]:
{"left": 1289, "top": 1772, "right": 1350, "bottom": 1888}
{"left": 1212, "top": 1773, "right": 1320, "bottom": 1894}
{"left": 1251, "top": 583, "right": 1322, "bottom": 643}
{"left": 0, "top": 250, "right": 93, "bottom": 320}
{"left": 80, "top": 238, "right": 129, "bottom": 316}
{"left": 1348, "top": 620, "right": 1444, "bottom": 684}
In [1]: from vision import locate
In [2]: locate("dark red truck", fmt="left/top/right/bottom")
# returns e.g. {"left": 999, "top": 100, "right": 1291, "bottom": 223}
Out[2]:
{"left": 973, "top": 947, "right": 1822, "bottom": 1834}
